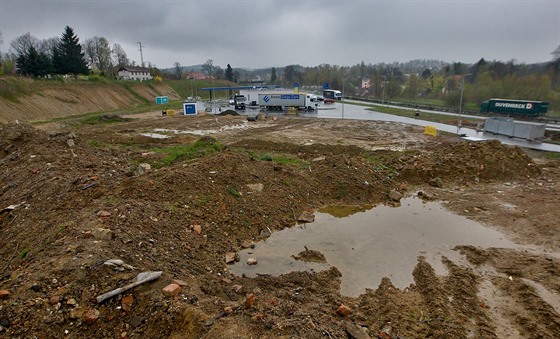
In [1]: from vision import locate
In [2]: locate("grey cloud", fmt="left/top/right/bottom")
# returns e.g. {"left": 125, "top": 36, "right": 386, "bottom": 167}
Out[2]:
{"left": 1, "top": 0, "right": 557, "bottom": 68}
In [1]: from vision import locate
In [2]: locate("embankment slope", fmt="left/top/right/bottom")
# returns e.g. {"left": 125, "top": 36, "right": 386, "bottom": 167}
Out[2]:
{"left": 0, "top": 77, "right": 180, "bottom": 123}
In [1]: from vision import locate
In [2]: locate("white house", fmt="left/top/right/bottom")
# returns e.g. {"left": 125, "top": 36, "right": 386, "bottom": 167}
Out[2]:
{"left": 118, "top": 66, "right": 153, "bottom": 81}
{"left": 361, "top": 78, "right": 371, "bottom": 89}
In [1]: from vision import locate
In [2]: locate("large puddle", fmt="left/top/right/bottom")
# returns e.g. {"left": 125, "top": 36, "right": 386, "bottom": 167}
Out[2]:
{"left": 229, "top": 196, "right": 520, "bottom": 297}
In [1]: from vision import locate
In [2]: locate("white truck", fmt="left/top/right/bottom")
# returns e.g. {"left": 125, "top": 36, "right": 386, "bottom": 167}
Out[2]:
{"left": 233, "top": 94, "right": 246, "bottom": 109}
{"left": 258, "top": 92, "right": 318, "bottom": 111}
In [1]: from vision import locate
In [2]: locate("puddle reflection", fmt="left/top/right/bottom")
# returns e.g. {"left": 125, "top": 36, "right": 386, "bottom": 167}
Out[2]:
{"left": 229, "top": 196, "right": 520, "bottom": 296}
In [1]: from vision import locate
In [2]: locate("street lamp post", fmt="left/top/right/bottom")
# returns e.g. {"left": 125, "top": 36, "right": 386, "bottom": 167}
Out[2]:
{"left": 212, "top": 76, "right": 216, "bottom": 113}
{"left": 341, "top": 71, "right": 352, "bottom": 119}
{"left": 342, "top": 78, "right": 345, "bottom": 119}
{"left": 382, "top": 80, "right": 387, "bottom": 106}
{"left": 457, "top": 73, "right": 473, "bottom": 134}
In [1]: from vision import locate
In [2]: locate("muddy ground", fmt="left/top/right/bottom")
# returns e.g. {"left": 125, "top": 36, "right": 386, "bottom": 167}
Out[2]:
{"left": 0, "top": 110, "right": 559, "bottom": 338}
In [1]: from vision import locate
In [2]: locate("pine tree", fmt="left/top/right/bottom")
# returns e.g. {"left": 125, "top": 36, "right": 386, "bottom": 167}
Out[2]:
{"left": 53, "top": 26, "right": 89, "bottom": 75}
{"left": 225, "top": 64, "right": 234, "bottom": 82}
{"left": 36, "top": 51, "right": 54, "bottom": 77}
{"left": 16, "top": 45, "right": 53, "bottom": 77}
{"left": 271, "top": 67, "right": 277, "bottom": 84}
{"left": 25, "top": 46, "right": 41, "bottom": 76}
{"left": 16, "top": 50, "right": 30, "bottom": 76}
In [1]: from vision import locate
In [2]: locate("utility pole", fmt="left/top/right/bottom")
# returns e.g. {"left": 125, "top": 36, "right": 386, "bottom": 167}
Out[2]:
{"left": 457, "top": 73, "right": 473, "bottom": 135}
{"left": 137, "top": 42, "right": 144, "bottom": 67}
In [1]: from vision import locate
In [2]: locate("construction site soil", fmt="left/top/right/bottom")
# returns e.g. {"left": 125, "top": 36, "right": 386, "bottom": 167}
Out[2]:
{"left": 1, "top": 111, "right": 559, "bottom": 338}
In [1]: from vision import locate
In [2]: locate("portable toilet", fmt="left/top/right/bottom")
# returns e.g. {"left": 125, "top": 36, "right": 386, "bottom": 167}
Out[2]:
{"left": 183, "top": 102, "right": 197, "bottom": 115}
{"left": 155, "top": 96, "right": 169, "bottom": 105}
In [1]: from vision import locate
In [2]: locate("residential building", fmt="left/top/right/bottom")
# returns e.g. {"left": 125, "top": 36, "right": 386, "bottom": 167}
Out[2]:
{"left": 361, "top": 78, "right": 371, "bottom": 89}
{"left": 118, "top": 66, "right": 153, "bottom": 81}
{"left": 186, "top": 72, "right": 210, "bottom": 80}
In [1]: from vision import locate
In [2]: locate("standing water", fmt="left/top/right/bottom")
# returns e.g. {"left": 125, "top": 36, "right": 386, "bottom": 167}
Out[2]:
{"left": 229, "top": 196, "right": 520, "bottom": 297}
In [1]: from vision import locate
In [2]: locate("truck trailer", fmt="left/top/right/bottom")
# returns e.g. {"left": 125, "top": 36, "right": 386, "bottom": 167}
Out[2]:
{"left": 258, "top": 92, "right": 318, "bottom": 111}
{"left": 480, "top": 98, "right": 548, "bottom": 117}
{"left": 323, "top": 89, "right": 342, "bottom": 100}
{"left": 239, "top": 89, "right": 266, "bottom": 107}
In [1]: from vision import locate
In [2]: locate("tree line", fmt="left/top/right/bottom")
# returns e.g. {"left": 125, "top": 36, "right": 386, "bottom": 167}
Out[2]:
{"left": 270, "top": 55, "right": 560, "bottom": 112}
{"left": 1, "top": 26, "right": 559, "bottom": 111}
{"left": 0, "top": 26, "right": 134, "bottom": 78}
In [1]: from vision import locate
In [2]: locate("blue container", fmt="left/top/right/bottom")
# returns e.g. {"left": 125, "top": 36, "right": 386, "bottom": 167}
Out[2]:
{"left": 183, "top": 102, "right": 197, "bottom": 115}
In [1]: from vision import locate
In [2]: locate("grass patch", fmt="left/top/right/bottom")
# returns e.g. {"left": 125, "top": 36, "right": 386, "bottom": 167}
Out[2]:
{"left": 396, "top": 98, "right": 479, "bottom": 111}
{"left": 86, "top": 140, "right": 105, "bottom": 148}
{"left": 364, "top": 152, "right": 401, "bottom": 177}
{"left": 88, "top": 74, "right": 110, "bottom": 83}
{"left": 121, "top": 82, "right": 150, "bottom": 104}
{"left": 544, "top": 152, "right": 560, "bottom": 159}
{"left": 105, "top": 195, "right": 118, "bottom": 207}
{"left": 196, "top": 196, "right": 209, "bottom": 205}
{"left": 167, "top": 79, "right": 237, "bottom": 100}
{"left": 260, "top": 154, "right": 273, "bottom": 161}
{"left": 155, "top": 138, "right": 224, "bottom": 166}
{"left": 0, "top": 77, "right": 35, "bottom": 101}
{"left": 227, "top": 185, "right": 241, "bottom": 197}
{"left": 546, "top": 110, "right": 560, "bottom": 118}
{"left": 19, "top": 248, "right": 30, "bottom": 259}
{"left": 80, "top": 114, "right": 130, "bottom": 125}
{"left": 525, "top": 149, "right": 560, "bottom": 160}
{"left": 366, "top": 105, "right": 485, "bottom": 125}
{"left": 337, "top": 182, "right": 347, "bottom": 199}
{"left": 272, "top": 155, "right": 311, "bottom": 168}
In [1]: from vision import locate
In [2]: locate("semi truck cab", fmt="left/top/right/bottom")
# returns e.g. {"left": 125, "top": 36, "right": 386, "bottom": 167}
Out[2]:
{"left": 234, "top": 94, "right": 246, "bottom": 110}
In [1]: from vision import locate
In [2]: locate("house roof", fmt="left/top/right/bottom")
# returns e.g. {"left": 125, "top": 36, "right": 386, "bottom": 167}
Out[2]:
{"left": 118, "top": 66, "right": 151, "bottom": 72}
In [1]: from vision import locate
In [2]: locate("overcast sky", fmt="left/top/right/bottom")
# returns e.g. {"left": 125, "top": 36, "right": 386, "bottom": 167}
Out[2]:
{"left": 1, "top": 0, "right": 558, "bottom": 69}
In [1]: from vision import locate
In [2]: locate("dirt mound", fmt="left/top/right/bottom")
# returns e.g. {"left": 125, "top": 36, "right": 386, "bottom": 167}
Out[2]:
{"left": 0, "top": 122, "right": 42, "bottom": 145}
{"left": 218, "top": 110, "right": 240, "bottom": 116}
{"left": 380, "top": 139, "right": 540, "bottom": 185}
{"left": 292, "top": 247, "right": 327, "bottom": 263}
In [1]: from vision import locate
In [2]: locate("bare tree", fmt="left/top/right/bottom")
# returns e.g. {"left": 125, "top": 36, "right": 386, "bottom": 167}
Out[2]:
{"left": 214, "top": 66, "right": 224, "bottom": 80}
{"left": 552, "top": 46, "right": 560, "bottom": 61}
{"left": 112, "top": 43, "right": 129, "bottom": 67}
{"left": 174, "top": 61, "right": 182, "bottom": 79}
{"left": 202, "top": 59, "right": 214, "bottom": 77}
{"left": 96, "top": 37, "right": 111, "bottom": 74}
{"left": 10, "top": 32, "right": 39, "bottom": 57}
{"left": 83, "top": 37, "right": 97, "bottom": 67}
{"left": 83, "top": 36, "right": 111, "bottom": 74}
{"left": 38, "top": 37, "right": 59, "bottom": 58}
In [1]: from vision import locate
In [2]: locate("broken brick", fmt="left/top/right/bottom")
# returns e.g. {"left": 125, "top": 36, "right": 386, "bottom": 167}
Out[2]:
{"left": 162, "top": 283, "right": 182, "bottom": 297}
